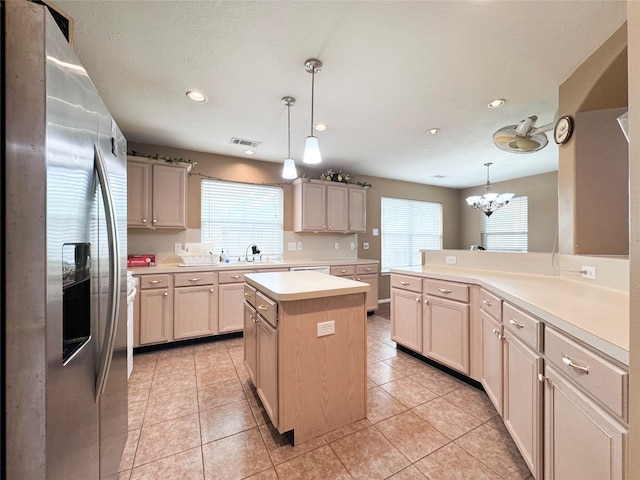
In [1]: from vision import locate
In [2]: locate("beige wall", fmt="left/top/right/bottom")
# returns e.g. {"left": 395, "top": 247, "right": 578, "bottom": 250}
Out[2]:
{"left": 458, "top": 171, "right": 558, "bottom": 252}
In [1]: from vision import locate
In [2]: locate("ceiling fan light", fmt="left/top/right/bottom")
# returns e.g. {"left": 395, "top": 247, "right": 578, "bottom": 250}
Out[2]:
{"left": 303, "top": 136, "right": 322, "bottom": 164}
{"left": 282, "top": 158, "right": 297, "bottom": 179}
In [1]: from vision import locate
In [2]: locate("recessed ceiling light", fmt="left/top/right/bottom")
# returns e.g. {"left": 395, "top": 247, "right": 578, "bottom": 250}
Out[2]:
{"left": 488, "top": 98, "right": 506, "bottom": 109}
{"left": 186, "top": 90, "right": 207, "bottom": 102}
{"left": 315, "top": 123, "right": 327, "bottom": 132}
{"left": 244, "top": 150, "right": 255, "bottom": 155}
{"left": 427, "top": 128, "right": 440, "bottom": 135}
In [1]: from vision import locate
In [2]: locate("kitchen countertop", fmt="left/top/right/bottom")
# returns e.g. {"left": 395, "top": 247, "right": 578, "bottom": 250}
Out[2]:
{"left": 390, "top": 265, "right": 629, "bottom": 365}
{"left": 245, "top": 271, "right": 369, "bottom": 302}
{"left": 128, "top": 258, "right": 378, "bottom": 275}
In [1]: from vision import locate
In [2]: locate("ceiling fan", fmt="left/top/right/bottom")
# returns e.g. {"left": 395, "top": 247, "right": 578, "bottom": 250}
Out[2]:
{"left": 493, "top": 115, "right": 554, "bottom": 153}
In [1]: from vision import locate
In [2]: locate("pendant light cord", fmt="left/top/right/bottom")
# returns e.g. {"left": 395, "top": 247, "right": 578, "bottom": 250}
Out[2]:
{"left": 310, "top": 68, "right": 315, "bottom": 136}
{"left": 287, "top": 102, "right": 292, "bottom": 158}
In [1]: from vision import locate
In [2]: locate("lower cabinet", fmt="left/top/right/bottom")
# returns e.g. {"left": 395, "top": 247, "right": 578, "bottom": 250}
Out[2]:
{"left": 424, "top": 295, "right": 469, "bottom": 374}
{"left": 331, "top": 263, "right": 379, "bottom": 312}
{"left": 256, "top": 316, "right": 279, "bottom": 428}
{"left": 480, "top": 311, "right": 503, "bottom": 415}
{"left": 218, "top": 283, "right": 246, "bottom": 333}
{"left": 544, "top": 364, "right": 627, "bottom": 480}
{"left": 390, "top": 286, "right": 423, "bottom": 352}
{"left": 174, "top": 285, "right": 217, "bottom": 339}
{"left": 243, "top": 286, "right": 258, "bottom": 384}
{"left": 138, "top": 274, "right": 173, "bottom": 346}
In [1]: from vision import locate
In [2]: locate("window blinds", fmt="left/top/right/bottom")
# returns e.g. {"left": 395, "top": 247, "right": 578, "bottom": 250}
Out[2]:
{"left": 482, "top": 196, "right": 528, "bottom": 252}
{"left": 201, "top": 179, "right": 284, "bottom": 259}
{"left": 381, "top": 197, "right": 442, "bottom": 271}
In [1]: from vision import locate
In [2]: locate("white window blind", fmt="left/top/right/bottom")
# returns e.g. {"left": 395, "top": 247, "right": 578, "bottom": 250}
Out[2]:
{"left": 381, "top": 197, "right": 442, "bottom": 272}
{"left": 201, "top": 179, "right": 283, "bottom": 259}
{"left": 482, "top": 196, "right": 528, "bottom": 252}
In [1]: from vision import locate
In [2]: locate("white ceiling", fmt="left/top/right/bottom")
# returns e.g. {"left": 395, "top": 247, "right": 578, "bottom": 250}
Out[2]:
{"left": 55, "top": 0, "right": 627, "bottom": 188}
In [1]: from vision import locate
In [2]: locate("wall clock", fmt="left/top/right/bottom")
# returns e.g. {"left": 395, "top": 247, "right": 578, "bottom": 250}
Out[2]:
{"left": 554, "top": 115, "right": 574, "bottom": 145}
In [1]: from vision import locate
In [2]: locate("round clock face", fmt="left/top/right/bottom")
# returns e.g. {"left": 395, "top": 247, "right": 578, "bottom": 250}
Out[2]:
{"left": 554, "top": 116, "right": 574, "bottom": 145}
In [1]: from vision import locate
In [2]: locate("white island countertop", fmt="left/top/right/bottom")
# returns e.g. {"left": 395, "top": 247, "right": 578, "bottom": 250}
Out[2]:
{"left": 391, "top": 265, "right": 629, "bottom": 365}
{"left": 244, "top": 271, "right": 369, "bottom": 302}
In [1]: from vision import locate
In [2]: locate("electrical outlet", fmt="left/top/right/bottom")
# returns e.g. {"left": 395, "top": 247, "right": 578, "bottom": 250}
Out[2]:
{"left": 350, "top": 242, "right": 355, "bottom": 250}
{"left": 445, "top": 256, "right": 457, "bottom": 264}
{"left": 334, "top": 242, "right": 340, "bottom": 250}
{"left": 363, "top": 242, "right": 369, "bottom": 250}
{"left": 372, "top": 228, "right": 379, "bottom": 236}
{"left": 287, "top": 242, "right": 297, "bottom": 251}
{"left": 297, "top": 241, "right": 303, "bottom": 251}
{"left": 581, "top": 266, "right": 597, "bottom": 280}
{"left": 317, "top": 320, "right": 335, "bottom": 337}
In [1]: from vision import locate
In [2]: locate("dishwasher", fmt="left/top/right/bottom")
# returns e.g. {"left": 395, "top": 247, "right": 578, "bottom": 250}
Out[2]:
{"left": 289, "top": 265, "right": 331, "bottom": 275}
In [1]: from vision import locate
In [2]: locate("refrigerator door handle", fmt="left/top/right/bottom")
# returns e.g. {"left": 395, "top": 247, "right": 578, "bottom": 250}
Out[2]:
{"left": 94, "top": 144, "right": 122, "bottom": 401}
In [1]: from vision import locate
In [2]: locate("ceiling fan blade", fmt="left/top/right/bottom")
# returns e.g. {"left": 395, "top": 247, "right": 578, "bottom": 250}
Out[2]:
{"left": 515, "top": 136, "right": 540, "bottom": 151}
{"left": 493, "top": 135, "right": 513, "bottom": 144}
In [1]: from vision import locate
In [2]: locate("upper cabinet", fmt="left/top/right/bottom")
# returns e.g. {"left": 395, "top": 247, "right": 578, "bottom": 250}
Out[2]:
{"left": 127, "top": 156, "right": 187, "bottom": 229}
{"left": 293, "top": 179, "right": 366, "bottom": 233}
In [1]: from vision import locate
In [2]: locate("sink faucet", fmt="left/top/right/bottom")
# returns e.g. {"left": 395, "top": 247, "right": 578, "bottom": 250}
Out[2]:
{"left": 245, "top": 244, "right": 260, "bottom": 262}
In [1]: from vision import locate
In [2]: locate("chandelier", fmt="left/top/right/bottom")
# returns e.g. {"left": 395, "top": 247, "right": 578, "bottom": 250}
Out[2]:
{"left": 465, "top": 163, "right": 514, "bottom": 217}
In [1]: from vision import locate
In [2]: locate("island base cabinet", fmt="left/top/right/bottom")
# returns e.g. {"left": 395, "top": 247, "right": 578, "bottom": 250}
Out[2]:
{"left": 423, "top": 296, "right": 469, "bottom": 374}
{"left": 256, "top": 318, "right": 278, "bottom": 429}
{"left": 503, "top": 332, "right": 543, "bottom": 479}
{"left": 480, "top": 312, "right": 503, "bottom": 415}
{"left": 243, "top": 303, "right": 257, "bottom": 384}
{"left": 544, "top": 365, "right": 627, "bottom": 480}
{"left": 390, "top": 287, "right": 422, "bottom": 352}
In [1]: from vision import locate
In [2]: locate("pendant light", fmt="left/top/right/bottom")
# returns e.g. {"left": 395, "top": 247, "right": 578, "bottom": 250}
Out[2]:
{"left": 303, "top": 58, "right": 322, "bottom": 164}
{"left": 465, "top": 163, "right": 514, "bottom": 217}
{"left": 281, "top": 96, "right": 297, "bottom": 179}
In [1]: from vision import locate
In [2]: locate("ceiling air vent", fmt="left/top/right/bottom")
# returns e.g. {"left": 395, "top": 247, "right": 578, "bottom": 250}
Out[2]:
{"left": 230, "top": 137, "right": 261, "bottom": 148}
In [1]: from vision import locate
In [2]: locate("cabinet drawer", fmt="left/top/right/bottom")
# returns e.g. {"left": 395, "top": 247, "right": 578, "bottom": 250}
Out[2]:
{"left": 331, "top": 265, "right": 355, "bottom": 276}
{"left": 480, "top": 289, "right": 502, "bottom": 320}
{"left": 255, "top": 291, "right": 277, "bottom": 327}
{"left": 139, "top": 274, "right": 170, "bottom": 290}
{"left": 218, "top": 269, "right": 254, "bottom": 284}
{"left": 503, "top": 303, "right": 543, "bottom": 351}
{"left": 390, "top": 274, "right": 422, "bottom": 293}
{"left": 244, "top": 283, "right": 257, "bottom": 308}
{"left": 424, "top": 279, "right": 469, "bottom": 303}
{"left": 357, "top": 263, "right": 378, "bottom": 275}
{"left": 545, "top": 327, "right": 628, "bottom": 419}
{"left": 174, "top": 272, "right": 216, "bottom": 287}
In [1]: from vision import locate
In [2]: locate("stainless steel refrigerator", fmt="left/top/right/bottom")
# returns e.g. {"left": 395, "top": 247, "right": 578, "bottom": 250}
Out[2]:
{"left": 3, "top": 2, "right": 128, "bottom": 479}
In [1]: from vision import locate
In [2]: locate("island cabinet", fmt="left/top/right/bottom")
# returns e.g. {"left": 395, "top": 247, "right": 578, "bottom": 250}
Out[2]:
{"left": 137, "top": 274, "right": 173, "bottom": 346}
{"left": 292, "top": 179, "right": 366, "bottom": 233}
{"left": 243, "top": 284, "right": 258, "bottom": 384}
{"left": 480, "top": 289, "right": 504, "bottom": 415}
{"left": 127, "top": 157, "right": 187, "bottom": 229}
{"left": 173, "top": 272, "right": 217, "bottom": 340}
{"left": 243, "top": 271, "right": 368, "bottom": 445}
{"left": 390, "top": 274, "right": 423, "bottom": 352}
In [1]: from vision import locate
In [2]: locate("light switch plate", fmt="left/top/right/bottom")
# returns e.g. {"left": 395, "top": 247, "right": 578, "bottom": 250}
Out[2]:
{"left": 288, "top": 242, "right": 297, "bottom": 251}
{"left": 350, "top": 242, "right": 356, "bottom": 250}
{"left": 334, "top": 242, "right": 340, "bottom": 250}
{"left": 297, "top": 241, "right": 303, "bottom": 251}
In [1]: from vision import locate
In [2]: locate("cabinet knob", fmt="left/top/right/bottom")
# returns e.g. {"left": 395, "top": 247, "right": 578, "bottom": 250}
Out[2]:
{"left": 210, "top": 288, "right": 214, "bottom": 293}
{"left": 163, "top": 292, "right": 168, "bottom": 296}
{"left": 416, "top": 298, "right": 421, "bottom": 303}
{"left": 509, "top": 319, "right": 525, "bottom": 329}
{"left": 152, "top": 219, "right": 157, "bottom": 224}
{"left": 424, "top": 299, "right": 428, "bottom": 304}
{"left": 142, "top": 218, "right": 147, "bottom": 223}
{"left": 537, "top": 373, "right": 546, "bottom": 383}
{"left": 356, "top": 277, "right": 361, "bottom": 281}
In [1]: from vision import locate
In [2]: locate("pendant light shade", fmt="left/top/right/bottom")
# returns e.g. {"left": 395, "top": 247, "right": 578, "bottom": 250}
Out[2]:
{"left": 281, "top": 96, "right": 298, "bottom": 179}
{"left": 303, "top": 58, "right": 322, "bottom": 164}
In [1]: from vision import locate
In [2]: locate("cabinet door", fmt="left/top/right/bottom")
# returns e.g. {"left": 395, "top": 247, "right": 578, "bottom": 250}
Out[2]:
{"left": 256, "top": 317, "right": 278, "bottom": 428}
{"left": 544, "top": 365, "right": 627, "bottom": 480}
{"left": 152, "top": 164, "right": 186, "bottom": 228}
{"left": 299, "top": 181, "right": 326, "bottom": 231}
{"left": 218, "top": 283, "right": 245, "bottom": 333}
{"left": 390, "top": 287, "right": 422, "bottom": 352}
{"left": 326, "top": 184, "right": 348, "bottom": 232}
{"left": 174, "top": 286, "right": 217, "bottom": 339}
{"left": 139, "top": 288, "right": 172, "bottom": 345}
{"left": 480, "top": 312, "right": 503, "bottom": 415}
{"left": 504, "top": 332, "right": 543, "bottom": 478}
{"left": 127, "top": 161, "right": 150, "bottom": 227}
{"left": 424, "top": 296, "right": 469, "bottom": 374}
{"left": 244, "top": 302, "right": 257, "bottom": 385}
{"left": 356, "top": 272, "right": 378, "bottom": 312}
{"left": 348, "top": 187, "right": 366, "bottom": 233}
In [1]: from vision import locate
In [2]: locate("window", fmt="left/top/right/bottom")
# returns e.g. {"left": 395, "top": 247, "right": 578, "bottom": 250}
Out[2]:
{"left": 201, "top": 179, "right": 283, "bottom": 259}
{"left": 482, "top": 196, "right": 528, "bottom": 252}
{"left": 381, "top": 197, "right": 442, "bottom": 272}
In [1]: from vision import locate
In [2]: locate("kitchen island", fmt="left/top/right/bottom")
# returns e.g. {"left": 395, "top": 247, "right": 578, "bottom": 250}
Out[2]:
{"left": 243, "top": 271, "right": 369, "bottom": 445}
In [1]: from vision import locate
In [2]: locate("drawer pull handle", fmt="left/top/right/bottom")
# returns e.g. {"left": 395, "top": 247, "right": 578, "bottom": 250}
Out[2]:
{"left": 438, "top": 288, "right": 452, "bottom": 294}
{"left": 188, "top": 277, "right": 202, "bottom": 282}
{"left": 340, "top": 269, "right": 347, "bottom": 273}
{"left": 365, "top": 268, "right": 372, "bottom": 271}
{"left": 509, "top": 319, "right": 524, "bottom": 329}
{"left": 150, "top": 280, "right": 163, "bottom": 284}
{"left": 399, "top": 281, "right": 410, "bottom": 286}
{"left": 257, "top": 305, "right": 268, "bottom": 311}
{"left": 244, "top": 292, "right": 253, "bottom": 297}
{"left": 231, "top": 275, "right": 242, "bottom": 279}
{"left": 482, "top": 299, "right": 493, "bottom": 307}
{"left": 562, "top": 355, "right": 589, "bottom": 374}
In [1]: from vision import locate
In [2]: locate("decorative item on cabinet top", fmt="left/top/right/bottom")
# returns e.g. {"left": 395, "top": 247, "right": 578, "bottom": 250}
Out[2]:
{"left": 128, "top": 151, "right": 197, "bottom": 172}
{"left": 315, "top": 170, "right": 372, "bottom": 188}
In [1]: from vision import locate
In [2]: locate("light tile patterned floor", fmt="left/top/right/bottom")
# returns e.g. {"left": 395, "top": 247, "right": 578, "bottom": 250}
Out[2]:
{"left": 118, "top": 303, "right": 533, "bottom": 480}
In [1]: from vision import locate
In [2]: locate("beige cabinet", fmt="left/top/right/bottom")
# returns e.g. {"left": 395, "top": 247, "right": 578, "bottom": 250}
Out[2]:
{"left": 137, "top": 274, "right": 173, "bottom": 346}
{"left": 256, "top": 314, "right": 279, "bottom": 427}
{"left": 480, "top": 311, "right": 503, "bottom": 415}
{"left": 173, "top": 272, "right": 217, "bottom": 340}
{"left": 423, "top": 280, "right": 470, "bottom": 374}
{"left": 218, "top": 283, "right": 246, "bottom": 333}
{"left": 331, "top": 263, "right": 378, "bottom": 312}
{"left": 293, "top": 179, "right": 366, "bottom": 233}
{"left": 544, "top": 364, "right": 627, "bottom": 480}
{"left": 127, "top": 157, "right": 187, "bottom": 229}
{"left": 390, "top": 274, "right": 423, "bottom": 352}
{"left": 243, "top": 292, "right": 258, "bottom": 384}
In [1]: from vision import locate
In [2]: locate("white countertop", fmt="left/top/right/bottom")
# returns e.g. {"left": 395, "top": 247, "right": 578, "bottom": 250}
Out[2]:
{"left": 244, "top": 271, "right": 369, "bottom": 302}
{"left": 129, "top": 258, "right": 378, "bottom": 275}
{"left": 390, "top": 265, "right": 629, "bottom": 365}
